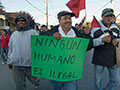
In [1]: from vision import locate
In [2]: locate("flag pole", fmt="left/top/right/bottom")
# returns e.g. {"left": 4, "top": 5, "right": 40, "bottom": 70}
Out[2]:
{"left": 85, "top": 0, "right": 88, "bottom": 27}
{"left": 85, "top": 0, "right": 87, "bottom": 23}
{"left": 85, "top": 9, "right": 87, "bottom": 24}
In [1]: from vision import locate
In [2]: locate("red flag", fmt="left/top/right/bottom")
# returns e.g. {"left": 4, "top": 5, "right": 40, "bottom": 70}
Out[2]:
{"left": 66, "top": 0, "right": 85, "bottom": 18}
{"left": 90, "top": 16, "right": 101, "bottom": 30}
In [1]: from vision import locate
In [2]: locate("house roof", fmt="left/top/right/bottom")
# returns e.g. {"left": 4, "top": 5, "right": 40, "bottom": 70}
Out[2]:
{"left": 7, "top": 12, "right": 19, "bottom": 19}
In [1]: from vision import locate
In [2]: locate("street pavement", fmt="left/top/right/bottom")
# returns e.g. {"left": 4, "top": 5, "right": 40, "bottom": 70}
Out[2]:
{"left": 0, "top": 49, "right": 120, "bottom": 90}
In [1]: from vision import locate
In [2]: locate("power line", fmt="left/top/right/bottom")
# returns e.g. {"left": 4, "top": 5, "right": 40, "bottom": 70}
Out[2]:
{"left": 114, "top": 3, "right": 120, "bottom": 13}
{"left": 37, "top": 0, "right": 45, "bottom": 9}
{"left": 2, "top": 0, "right": 15, "bottom": 5}
{"left": 24, "top": 0, "right": 46, "bottom": 14}
{"left": 93, "top": 1, "right": 110, "bottom": 15}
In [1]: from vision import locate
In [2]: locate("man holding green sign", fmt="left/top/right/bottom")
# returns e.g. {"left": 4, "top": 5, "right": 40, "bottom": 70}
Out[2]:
{"left": 32, "top": 10, "right": 93, "bottom": 90}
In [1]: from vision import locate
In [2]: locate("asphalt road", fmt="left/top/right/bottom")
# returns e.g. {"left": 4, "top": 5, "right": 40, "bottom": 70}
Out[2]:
{"left": 0, "top": 49, "right": 120, "bottom": 90}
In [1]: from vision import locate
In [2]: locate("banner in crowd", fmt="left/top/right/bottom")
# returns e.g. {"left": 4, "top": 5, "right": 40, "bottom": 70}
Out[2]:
{"left": 31, "top": 35, "right": 89, "bottom": 81}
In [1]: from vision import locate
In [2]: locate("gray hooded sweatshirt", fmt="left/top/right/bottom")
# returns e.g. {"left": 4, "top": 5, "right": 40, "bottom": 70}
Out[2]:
{"left": 7, "top": 14, "right": 38, "bottom": 66}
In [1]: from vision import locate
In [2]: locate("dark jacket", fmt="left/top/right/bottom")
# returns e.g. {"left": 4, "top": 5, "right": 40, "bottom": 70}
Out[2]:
{"left": 92, "top": 21, "right": 120, "bottom": 67}
{"left": 45, "top": 25, "right": 93, "bottom": 51}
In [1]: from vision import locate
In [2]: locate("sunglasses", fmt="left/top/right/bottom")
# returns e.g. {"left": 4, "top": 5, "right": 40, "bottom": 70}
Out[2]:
{"left": 16, "top": 18, "right": 26, "bottom": 22}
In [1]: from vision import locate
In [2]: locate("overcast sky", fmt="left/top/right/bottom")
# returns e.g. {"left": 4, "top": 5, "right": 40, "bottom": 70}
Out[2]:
{"left": 1, "top": 0, "right": 120, "bottom": 26}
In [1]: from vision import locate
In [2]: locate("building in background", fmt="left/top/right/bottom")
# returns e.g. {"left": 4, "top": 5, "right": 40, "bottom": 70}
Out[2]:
{"left": 0, "top": 1, "right": 16, "bottom": 32}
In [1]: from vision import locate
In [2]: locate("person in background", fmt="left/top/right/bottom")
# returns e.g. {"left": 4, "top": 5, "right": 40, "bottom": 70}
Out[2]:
{"left": 75, "top": 23, "right": 79, "bottom": 30}
{"left": 90, "top": 8, "right": 120, "bottom": 90}
{"left": 80, "top": 23, "right": 91, "bottom": 35}
{"left": 34, "top": 24, "right": 40, "bottom": 34}
{"left": 7, "top": 29, "right": 12, "bottom": 36}
{"left": 40, "top": 24, "right": 48, "bottom": 35}
{"left": 7, "top": 13, "right": 39, "bottom": 90}
{"left": 0, "top": 29, "right": 9, "bottom": 64}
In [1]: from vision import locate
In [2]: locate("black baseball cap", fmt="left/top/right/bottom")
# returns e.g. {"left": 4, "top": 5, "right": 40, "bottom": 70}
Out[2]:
{"left": 57, "top": 11, "right": 75, "bottom": 19}
{"left": 102, "top": 8, "right": 114, "bottom": 17}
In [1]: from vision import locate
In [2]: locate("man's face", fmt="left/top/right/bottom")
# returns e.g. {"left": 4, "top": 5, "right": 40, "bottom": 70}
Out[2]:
{"left": 102, "top": 15, "right": 113, "bottom": 26}
{"left": 1, "top": 30, "right": 5, "bottom": 35}
{"left": 41, "top": 27, "right": 47, "bottom": 32}
{"left": 16, "top": 18, "right": 26, "bottom": 29}
{"left": 111, "top": 16, "right": 116, "bottom": 23}
{"left": 59, "top": 14, "right": 72, "bottom": 29}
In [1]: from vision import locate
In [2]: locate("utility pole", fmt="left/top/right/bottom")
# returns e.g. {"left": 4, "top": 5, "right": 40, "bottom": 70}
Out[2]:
{"left": 45, "top": 0, "right": 50, "bottom": 28}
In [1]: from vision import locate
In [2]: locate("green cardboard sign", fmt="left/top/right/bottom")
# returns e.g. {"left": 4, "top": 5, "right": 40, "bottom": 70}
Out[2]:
{"left": 31, "top": 35, "right": 89, "bottom": 81}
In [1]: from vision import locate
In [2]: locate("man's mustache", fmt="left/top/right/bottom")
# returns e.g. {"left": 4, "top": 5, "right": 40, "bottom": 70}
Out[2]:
{"left": 65, "top": 22, "right": 71, "bottom": 24}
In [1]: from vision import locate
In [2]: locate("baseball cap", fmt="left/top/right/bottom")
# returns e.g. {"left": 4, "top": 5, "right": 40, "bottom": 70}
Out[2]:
{"left": 102, "top": 8, "right": 114, "bottom": 17}
{"left": 57, "top": 11, "right": 75, "bottom": 19}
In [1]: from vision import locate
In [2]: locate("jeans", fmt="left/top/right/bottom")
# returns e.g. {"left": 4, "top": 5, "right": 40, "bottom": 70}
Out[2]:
{"left": 1, "top": 48, "right": 8, "bottom": 62}
{"left": 49, "top": 80, "right": 77, "bottom": 90}
{"left": 94, "top": 65, "right": 120, "bottom": 90}
{"left": 12, "top": 66, "right": 39, "bottom": 90}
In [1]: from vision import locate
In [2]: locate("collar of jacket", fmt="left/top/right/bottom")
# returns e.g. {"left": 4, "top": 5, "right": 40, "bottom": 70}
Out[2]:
{"left": 51, "top": 25, "right": 79, "bottom": 36}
